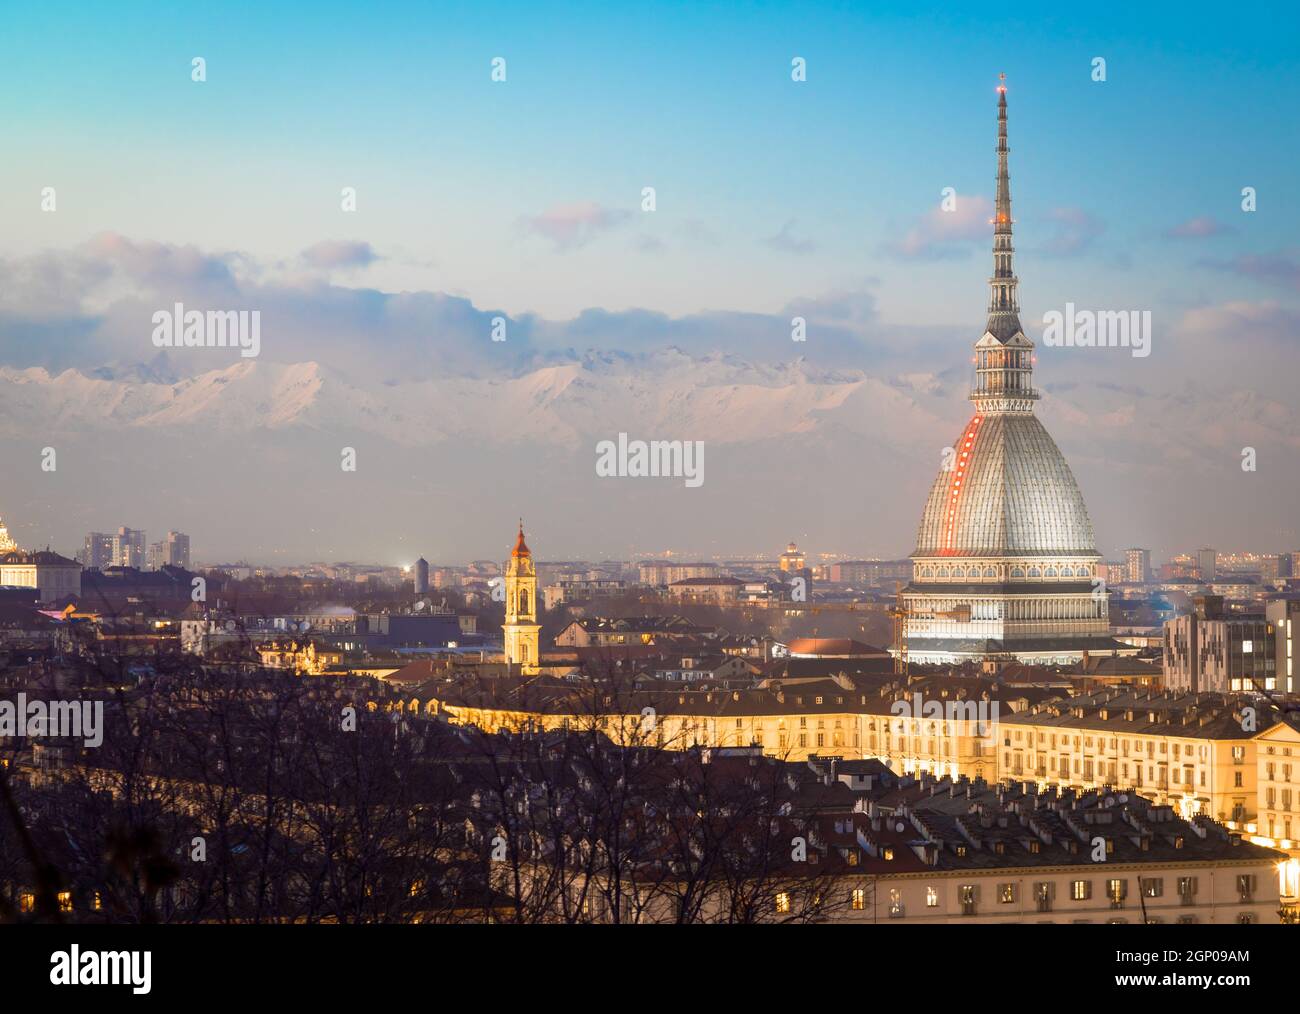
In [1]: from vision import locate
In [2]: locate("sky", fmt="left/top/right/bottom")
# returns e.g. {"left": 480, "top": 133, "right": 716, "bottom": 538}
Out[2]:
{"left": 0, "top": 1, "right": 1296, "bottom": 565}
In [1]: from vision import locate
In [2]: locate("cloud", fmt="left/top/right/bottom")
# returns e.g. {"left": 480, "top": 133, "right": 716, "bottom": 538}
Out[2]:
{"left": 888, "top": 195, "right": 992, "bottom": 260}
{"left": 763, "top": 220, "right": 817, "bottom": 254}
{"left": 519, "top": 201, "right": 632, "bottom": 250}
{"left": 1200, "top": 250, "right": 1300, "bottom": 291}
{"left": 82, "top": 233, "right": 242, "bottom": 291}
{"left": 300, "top": 240, "right": 379, "bottom": 270}
{"left": 1038, "top": 206, "right": 1105, "bottom": 257}
{"left": 1164, "top": 216, "right": 1234, "bottom": 240}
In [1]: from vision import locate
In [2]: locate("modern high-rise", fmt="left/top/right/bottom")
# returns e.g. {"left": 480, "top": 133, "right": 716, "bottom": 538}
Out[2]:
{"left": 1198, "top": 548, "right": 1218, "bottom": 582}
{"left": 148, "top": 531, "right": 191, "bottom": 570}
{"left": 503, "top": 522, "right": 540, "bottom": 675}
{"left": 900, "top": 79, "right": 1116, "bottom": 665}
{"left": 413, "top": 556, "right": 430, "bottom": 595}
{"left": 1266, "top": 599, "right": 1300, "bottom": 694}
{"left": 81, "top": 532, "right": 114, "bottom": 569}
{"left": 1164, "top": 595, "right": 1275, "bottom": 693}
{"left": 111, "top": 527, "right": 146, "bottom": 568}
{"left": 1124, "top": 548, "right": 1151, "bottom": 584}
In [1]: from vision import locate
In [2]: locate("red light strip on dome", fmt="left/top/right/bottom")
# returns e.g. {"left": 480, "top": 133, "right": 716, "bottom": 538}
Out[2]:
{"left": 943, "top": 414, "right": 983, "bottom": 554}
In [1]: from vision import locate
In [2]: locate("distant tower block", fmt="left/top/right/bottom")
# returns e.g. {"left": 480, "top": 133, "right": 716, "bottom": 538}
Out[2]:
{"left": 414, "top": 556, "right": 429, "bottom": 595}
{"left": 503, "top": 521, "right": 540, "bottom": 675}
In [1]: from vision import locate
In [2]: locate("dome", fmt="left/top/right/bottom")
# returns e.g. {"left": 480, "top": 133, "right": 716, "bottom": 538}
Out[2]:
{"left": 913, "top": 412, "right": 1097, "bottom": 557}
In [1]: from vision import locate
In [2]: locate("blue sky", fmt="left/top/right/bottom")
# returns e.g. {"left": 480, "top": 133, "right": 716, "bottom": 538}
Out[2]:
{"left": 3, "top": 1, "right": 1295, "bottom": 320}
{"left": 0, "top": 1, "right": 1296, "bottom": 562}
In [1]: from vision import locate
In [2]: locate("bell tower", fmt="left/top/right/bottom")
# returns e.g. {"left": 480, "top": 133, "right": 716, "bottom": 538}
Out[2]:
{"left": 503, "top": 520, "right": 540, "bottom": 674}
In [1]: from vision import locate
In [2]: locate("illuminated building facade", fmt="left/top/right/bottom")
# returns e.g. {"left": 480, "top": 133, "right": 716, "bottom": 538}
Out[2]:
{"left": 902, "top": 80, "right": 1114, "bottom": 665}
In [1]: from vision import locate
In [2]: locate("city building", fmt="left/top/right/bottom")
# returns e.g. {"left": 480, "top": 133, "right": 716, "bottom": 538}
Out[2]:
{"left": 80, "top": 532, "right": 114, "bottom": 570}
{"left": 553, "top": 615, "right": 713, "bottom": 648}
{"left": 542, "top": 578, "right": 626, "bottom": 610}
{"left": 410, "top": 666, "right": 1300, "bottom": 830}
{"left": 1249, "top": 717, "right": 1300, "bottom": 851}
{"left": 1163, "top": 595, "right": 1276, "bottom": 693}
{"left": 112, "top": 527, "right": 147, "bottom": 569}
{"left": 636, "top": 561, "right": 719, "bottom": 586}
{"left": 0, "top": 516, "right": 17, "bottom": 554}
{"left": 842, "top": 775, "right": 1280, "bottom": 925}
{"left": 1266, "top": 598, "right": 1300, "bottom": 694}
{"left": 900, "top": 82, "right": 1117, "bottom": 665}
{"left": 1199, "top": 548, "right": 1218, "bottom": 583}
{"left": 1124, "top": 548, "right": 1151, "bottom": 585}
{"left": 0, "top": 549, "right": 82, "bottom": 602}
{"left": 147, "top": 531, "right": 191, "bottom": 571}
{"left": 826, "top": 560, "right": 913, "bottom": 586}
{"left": 503, "top": 522, "right": 540, "bottom": 674}
{"left": 414, "top": 556, "right": 429, "bottom": 595}
{"left": 779, "top": 541, "right": 806, "bottom": 573}
{"left": 668, "top": 576, "right": 745, "bottom": 605}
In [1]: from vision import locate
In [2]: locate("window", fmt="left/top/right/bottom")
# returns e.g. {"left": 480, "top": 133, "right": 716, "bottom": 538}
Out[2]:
{"left": 999, "top": 883, "right": 1016, "bottom": 904}
{"left": 775, "top": 892, "right": 791, "bottom": 914}
{"left": 851, "top": 888, "right": 865, "bottom": 911}
{"left": 1107, "top": 879, "right": 1127, "bottom": 908}
{"left": 1034, "top": 882, "right": 1052, "bottom": 912}
{"left": 959, "top": 885, "right": 977, "bottom": 915}
{"left": 888, "top": 889, "right": 904, "bottom": 918}
{"left": 1141, "top": 878, "right": 1163, "bottom": 898}
{"left": 1071, "top": 880, "right": 1092, "bottom": 901}
{"left": 926, "top": 887, "right": 938, "bottom": 908}
{"left": 1177, "top": 877, "right": 1198, "bottom": 904}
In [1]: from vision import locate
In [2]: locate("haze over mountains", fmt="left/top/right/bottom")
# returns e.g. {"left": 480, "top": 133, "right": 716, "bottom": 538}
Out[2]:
{"left": 1, "top": 333, "right": 1293, "bottom": 564}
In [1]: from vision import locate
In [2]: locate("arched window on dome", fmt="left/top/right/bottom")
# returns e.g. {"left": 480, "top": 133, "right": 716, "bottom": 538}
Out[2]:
{"left": 1011, "top": 567, "right": 1025, "bottom": 578}
{"left": 1045, "top": 566, "right": 1058, "bottom": 578}
{"left": 1075, "top": 566, "right": 1089, "bottom": 577}
{"left": 1028, "top": 567, "right": 1041, "bottom": 578}
{"left": 983, "top": 567, "right": 996, "bottom": 578}
{"left": 938, "top": 567, "right": 950, "bottom": 578}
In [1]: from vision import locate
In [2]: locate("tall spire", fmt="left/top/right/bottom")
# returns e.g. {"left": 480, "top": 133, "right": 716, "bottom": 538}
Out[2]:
{"left": 972, "top": 74, "right": 1037, "bottom": 413}
{"left": 987, "top": 73, "right": 1020, "bottom": 341}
